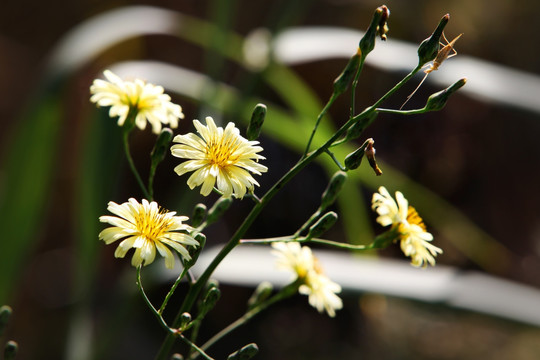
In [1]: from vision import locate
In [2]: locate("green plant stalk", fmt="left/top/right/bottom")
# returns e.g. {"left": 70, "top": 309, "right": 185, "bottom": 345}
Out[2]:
{"left": 136, "top": 266, "right": 170, "bottom": 332}
{"left": 121, "top": 119, "right": 152, "bottom": 200}
{"left": 350, "top": 56, "right": 366, "bottom": 118}
{"left": 155, "top": 64, "right": 422, "bottom": 360}
{"left": 302, "top": 92, "right": 339, "bottom": 158}
{"left": 293, "top": 209, "right": 322, "bottom": 238}
{"left": 192, "top": 282, "right": 299, "bottom": 359}
{"left": 159, "top": 266, "right": 190, "bottom": 315}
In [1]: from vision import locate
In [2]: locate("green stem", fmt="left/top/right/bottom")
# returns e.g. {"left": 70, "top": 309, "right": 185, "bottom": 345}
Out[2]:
{"left": 193, "top": 283, "right": 299, "bottom": 359}
{"left": 154, "top": 64, "right": 422, "bottom": 360}
{"left": 159, "top": 266, "right": 189, "bottom": 315}
{"left": 376, "top": 107, "right": 427, "bottom": 115}
{"left": 293, "top": 209, "right": 322, "bottom": 238}
{"left": 136, "top": 266, "right": 170, "bottom": 332}
{"left": 122, "top": 130, "right": 152, "bottom": 200}
{"left": 180, "top": 334, "right": 215, "bottom": 360}
{"left": 349, "top": 56, "right": 366, "bottom": 118}
{"left": 324, "top": 149, "right": 347, "bottom": 171}
{"left": 302, "top": 92, "right": 339, "bottom": 159}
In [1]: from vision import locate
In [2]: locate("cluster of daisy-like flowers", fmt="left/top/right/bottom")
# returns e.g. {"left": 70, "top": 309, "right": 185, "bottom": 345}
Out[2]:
{"left": 99, "top": 199, "right": 199, "bottom": 269}
{"left": 271, "top": 242, "right": 343, "bottom": 317}
{"left": 90, "top": 70, "right": 184, "bottom": 134}
{"left": 372, "top": 186, "right": 442, "bottom": 267}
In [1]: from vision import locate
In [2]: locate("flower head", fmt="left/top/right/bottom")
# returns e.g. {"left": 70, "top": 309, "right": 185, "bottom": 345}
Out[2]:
{"left": 171, "top": 116, "right": 267, "bottom": 198}
{"left": 90, "top": 70, "right": 184, "bottom": 134}
{"left": 272, "top": 242, "right": 343, "bottom": 317}
{"left": 99, "top": 198, "right": 198, "bottom": 269}
{"left": 372, "top": 186, "right": 442, "bottom": 268}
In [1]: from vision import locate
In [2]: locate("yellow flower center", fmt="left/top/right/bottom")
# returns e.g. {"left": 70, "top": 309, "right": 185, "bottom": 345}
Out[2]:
{"left": 135, "top": 208, "right": 174, "bottom": 243}
{"left": 397, "top": 205, "right": 426, "bottom": 234}
{"left": 206, "top": 137, "right": 241, "bottom": 168}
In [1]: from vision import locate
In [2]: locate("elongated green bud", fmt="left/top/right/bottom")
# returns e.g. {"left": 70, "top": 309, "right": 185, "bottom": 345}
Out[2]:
{"left": 227, "top": 343, "right": 259, "bottom": 360}
{"left": 308, "top": 211, "right": 338, "bottom": 239}
{"left": 186, "top": 233, "right": 206, "bottom": 268}
{"left": 206, "top": 197, "right": 233, "bottom": 225}
{"left": 424, "top": 78, "right": 467, "bottom": 112}
{"left": 0, "top": 305, "right": 13, "bottom": 336}
{"left": 150, "top": 128, "right": 174, "bottom": 166}
{"left": 247, "top": 281, "right": 273, "bottom": 310}
{"left": 418, "top": 14, "right": 450, "bottom": 66}
{"left": 191, "top": 203, "right": 207, "bottom": 228}
{"left": 333, "top": 51, "right": 361, "bottom": 95}
{"left": 346, "top": 110, "right": 378, "bottom": 141}
{"left": 4, "top": 341, "right": 18, "bottom": 360}
{"left": 320, "top": 171, "right": 348, "bottom": 209}
{"left": 344, "top": 138, "right": 373, "bottom": 170}
{"left": 359, "top": 6, "right": 385, "bottom": 57}
{"left": 199, "top": 284, "right": 221, "bottom": 317}
{"left": 246, "top": 103, "right": 267, "bottom": 141}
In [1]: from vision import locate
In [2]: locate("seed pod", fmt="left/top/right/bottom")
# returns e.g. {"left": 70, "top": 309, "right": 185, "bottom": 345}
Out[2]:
{"left": 344, "top": 138, "right": 373, "bottom": 170}
{"left": 359, "top": 6, "right": 386, "bottom": 57}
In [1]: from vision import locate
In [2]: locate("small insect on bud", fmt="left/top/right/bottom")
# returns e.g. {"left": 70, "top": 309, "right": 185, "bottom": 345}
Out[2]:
{"left": 344, "top": 138, "right": 373, "bottom": 170}
{"left": 417, "top": 14, "right": 450, "bottom": 67}
{"left": 376, "top": 5, "right": 390, "bottom": 41}
{"left": 246, "top": 103, "right": 266, "bottom": 141}
{"left": 206, "top": 197, "right": 233, "bottom": 225}
{"left": 227, "top": 343, "right": 259, "bottom": 360}
{"left": 308, "top": 211, "right": 338, "bottom": 239}
{"left": 365, "top": 141, "right": 383, "bottom": 176}
{"left": 333, "top": 51, "right": 361, "bottom": 95}
{"left": 359, "top": 6, "right": 386, "bottom": 57}
{"left": 191, "top": 203, "right": 207, "bottom": 228}
{"left": 424, "top": 78, "right": 467, "bottom": 112}
{"left": 320, "top": 171, "right": 348, "bottom": 209}
{"left": 247, "top": 281, "right": 274, "bottom": 310}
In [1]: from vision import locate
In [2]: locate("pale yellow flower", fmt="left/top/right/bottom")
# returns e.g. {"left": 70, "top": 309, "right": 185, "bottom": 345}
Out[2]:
{"left": 272, "top": 242, "right": 343, "bottom": 317}
{"left": 99, "top": 198, "right": 198, "bottom": 269}
{"left": 372, "top": 186, "right": 442, "bottom": 268}
{"left": 90, "top": 70, "right": 184, "bottom": 134}
{"left": 171, "top": 116, "right": 267, "bottom": 198}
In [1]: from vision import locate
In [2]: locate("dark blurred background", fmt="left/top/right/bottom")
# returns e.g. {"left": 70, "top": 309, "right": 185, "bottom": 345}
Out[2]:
{"left": 1, "top": 0, "right": 540, "bottom": 359}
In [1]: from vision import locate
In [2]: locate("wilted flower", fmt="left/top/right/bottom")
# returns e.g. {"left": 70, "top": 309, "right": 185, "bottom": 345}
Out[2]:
{"left": 372, "top": 186, "right": 442, "bottom": 267}
{"left": 272, "top": 242, "right": 343, "bottom": 317}
{"left": 90, "top": 70, "right": 184, "bottom": 134}
{"left": 99, "top": 198, "right": 198, "bottom": 269}
{"left": 171, "top": 117, "right": 267, "bottom": 198}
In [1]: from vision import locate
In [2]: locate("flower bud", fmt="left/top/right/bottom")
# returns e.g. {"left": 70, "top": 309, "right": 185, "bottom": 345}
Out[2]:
{"left": 247, "top": 281, "right": 273, "bottom": 310}
{"left": 186, "top": 233, "right": 206, "bottom": 268}
{"left": 344, "top": 138, "right": 373, "bottom": 170}
{"left": 171, "top": 354, "right": 184, "bottom": 360}
{"left": 178, "top": 312, "right": 192, "bottom": 331}
{"left": 359, "top": 6, "right": 386, "bottom": 57}
{"left": 206, "top": 197, "right": 233, "bottom": 225}
{"left": 424, "top": 78, "right": 467, "bottom": 112}
{"left": 191, "top": 203, "right": 207, "bottom": 228}
{"left": 199, "top": 284, "right": 221, "bottom": 317}
{"left": 4, "top": 341, "right": 18, "bottom": 360}
{"left": 417, "top": 14, "right": 449, "bottom": 67}
{"left": 150, "top": 128, "right": 174, "bottom": 177}
{"left": 346, "top": 110, "right": 378, "bottom": 141}
{"left": 333, "top": 51, "right": 361, "bottom": 95}
{"left": 0, "top": 305, "right": 13, "bottom": 336}
{"left": 365, "top": 141, "right": 382, "bottom": 176}
{"left": 320, "top": 171, "right": 348, "bottom": 209}
{"left": 246, "top": 103, "right": 266, "bottom": 141}
{"left": 227, "top": 343, "right": 259, "bottom": 360}
{"left": 308, "top": 211, "right": 338, "bottom": 239}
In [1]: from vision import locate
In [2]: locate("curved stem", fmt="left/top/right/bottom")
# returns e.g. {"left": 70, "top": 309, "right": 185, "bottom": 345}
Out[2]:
{"left": 122, "top": 130, "right": 152, "bottom": 200}
{"left": 136, "top": 266, "right": 170, "bottom": 332}
{"left": 159, "top": 266, "right": 189, "bottom": 315}
{"left": 302, "top": 93, "right": 339, "bottom": 159}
